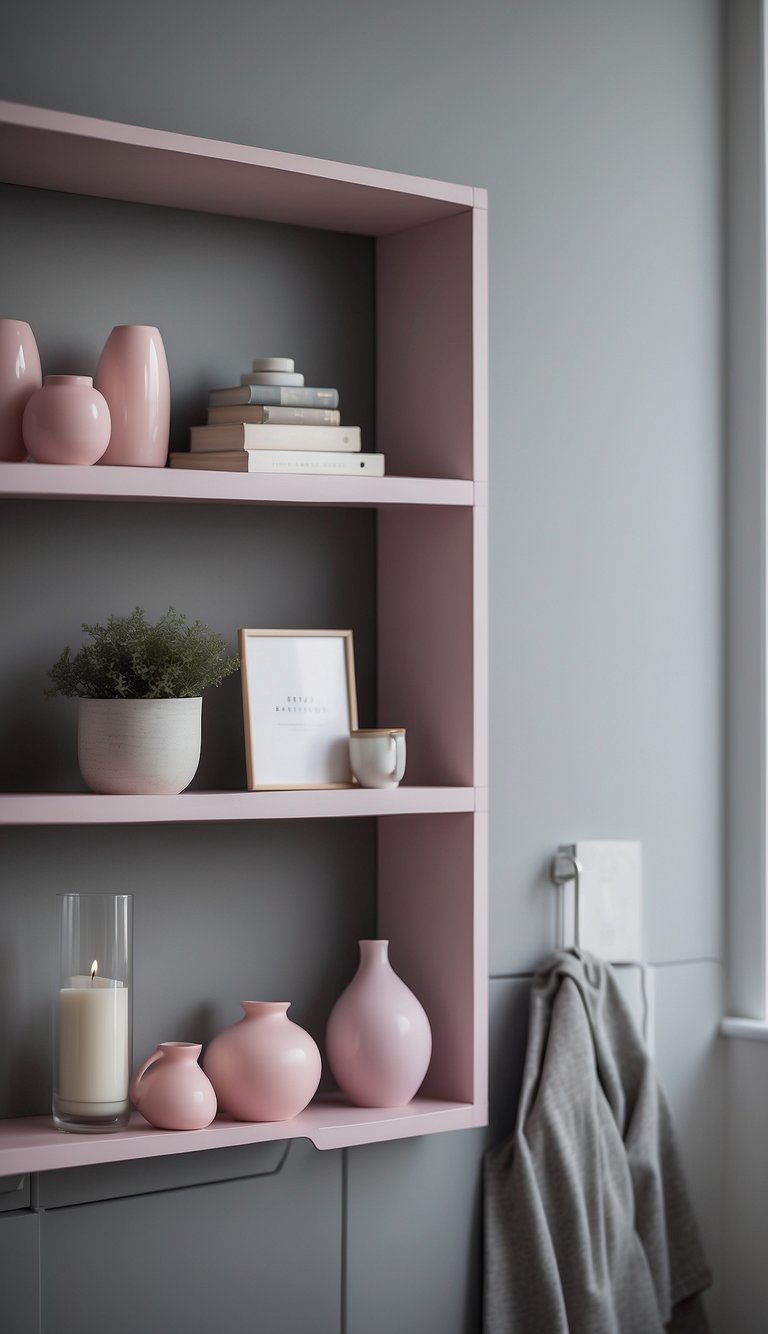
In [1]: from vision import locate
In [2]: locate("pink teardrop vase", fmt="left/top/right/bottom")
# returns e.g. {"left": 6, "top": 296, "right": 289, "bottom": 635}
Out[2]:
{"left": 0, "top": 318, "right": 42, "bottom": 460}
{"left": 326, "top": 939, "right": 432, "bottom": 1107}
{"left": 203, "top": 1002, "right": 321, "bottom": 1122}
{"left": 130, "top": 1041, "right": 217, "bottom": 1131}
{"left": 94, "top": 324, "right": 170, "bottom": 466}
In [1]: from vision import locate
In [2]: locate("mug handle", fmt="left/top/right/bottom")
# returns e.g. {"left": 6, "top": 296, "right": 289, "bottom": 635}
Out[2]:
{"left": 129, "top": 1047, "right": 163, "bottom": 1107}
{"left": 385, "top": 734, "right": 398, "bottom": 777}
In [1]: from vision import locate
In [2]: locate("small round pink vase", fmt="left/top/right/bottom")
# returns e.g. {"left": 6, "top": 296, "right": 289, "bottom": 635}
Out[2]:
{"left": 0, "top": 318, "right": 42, "bottom": 460}
{"left": 130, "top": 1041, "right": 217, "bottom": 1131}
{"left": 95, "top": 324, "right": 170, "bottom": 467}
{"left": 326, "top": 939, "right": 432, "bottom": 1107}
{"left": 203, "top": 1001, "right": 322, "bottom": 1122}
{"left": 22, "top": 375, "right": 111, "bottom": 465}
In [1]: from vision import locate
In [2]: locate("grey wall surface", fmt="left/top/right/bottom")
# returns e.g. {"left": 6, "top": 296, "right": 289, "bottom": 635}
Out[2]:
{"left": 721, "top": 3, "right": 768, "bottom": 1329}
{"left": 1, "top": 2, "right": 728, "bottom": 1332}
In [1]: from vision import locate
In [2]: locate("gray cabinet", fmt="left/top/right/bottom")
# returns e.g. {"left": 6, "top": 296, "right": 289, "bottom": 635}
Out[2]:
{"left": 40, "top": 1141, "right": 340, "bottom": 1334}
{"left": 0, "top": 1212, "right": 40, "bottom": 1334}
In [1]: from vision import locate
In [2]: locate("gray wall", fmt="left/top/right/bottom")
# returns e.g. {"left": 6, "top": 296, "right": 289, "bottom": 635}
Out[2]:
{"left": 0, "top": 2, "right": 727, "bottom": 1331}
{"left": 721, "top": 2, "right": 768, "bottom": 1329}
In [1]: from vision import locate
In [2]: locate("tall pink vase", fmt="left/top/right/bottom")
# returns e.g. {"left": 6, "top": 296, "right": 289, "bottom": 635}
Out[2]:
{"left": 94, "top": 324, "right": 170, "bottom": 466}
{"left": 203, "top": 1001, "right": 321, "bottom": 1122}
{"left": 0, "top": 318, "right": 42, "bottom": 460}
{"left": 326, "top": 939, "right": 432, "bottom": 1107}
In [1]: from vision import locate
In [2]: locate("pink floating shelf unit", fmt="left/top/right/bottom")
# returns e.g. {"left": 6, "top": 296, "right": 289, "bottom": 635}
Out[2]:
{"left": 0, "top": 100, "right": 488, "bottom": 1173}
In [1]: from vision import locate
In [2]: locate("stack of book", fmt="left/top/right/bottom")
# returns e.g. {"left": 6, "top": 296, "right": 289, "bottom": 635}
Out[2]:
{"left": 169, "top": 357, "right": 384, "bottom": 476}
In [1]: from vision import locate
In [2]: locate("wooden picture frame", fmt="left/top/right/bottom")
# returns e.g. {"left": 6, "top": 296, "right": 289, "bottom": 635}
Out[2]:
{"left": 239, "top": 629, "right": 359, "bottom": 790}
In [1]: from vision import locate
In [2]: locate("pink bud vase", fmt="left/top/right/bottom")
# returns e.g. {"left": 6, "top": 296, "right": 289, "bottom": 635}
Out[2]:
{"left": 203, "top": 1001, "right": 321, "bottom": 1122}
{"left": 94, "top": 324, "right": 170, "bottom": 467}
{"left": 326, "top": 939, "right": 432, "bottom": 1107}
{"left": 22, "top": 375, "right": 111, "bottom": 465}
{"left": 0, "top": 318, "right": 42, "bottom": 460}
{"left": 130, "top": 1041, "right": 217, "bottom": 1131}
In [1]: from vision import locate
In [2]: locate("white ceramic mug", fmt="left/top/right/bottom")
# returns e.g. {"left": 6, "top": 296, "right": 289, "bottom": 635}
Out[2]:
{"left": 349, "top": 728, "right": 406, "bottom": 789}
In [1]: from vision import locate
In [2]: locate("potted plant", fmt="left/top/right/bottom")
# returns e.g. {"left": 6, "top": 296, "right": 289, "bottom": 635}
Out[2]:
{"left": 47, "top": 607, "right": 239, "bottom": 795}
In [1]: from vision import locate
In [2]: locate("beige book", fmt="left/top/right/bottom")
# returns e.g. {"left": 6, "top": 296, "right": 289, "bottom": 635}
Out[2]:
{"left": 171, "top": 450, "right": 384, "bottom": 476}
{"left": 207, "top": 405, "right": 341, "bottom": 427}
{"left": 190, "top": 423, "right": 362, "bottom": 453}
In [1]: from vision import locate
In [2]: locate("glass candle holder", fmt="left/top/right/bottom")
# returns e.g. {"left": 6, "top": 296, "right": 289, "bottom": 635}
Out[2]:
{"left": 53, "top": 892, "right": 133, "bottom": 1133}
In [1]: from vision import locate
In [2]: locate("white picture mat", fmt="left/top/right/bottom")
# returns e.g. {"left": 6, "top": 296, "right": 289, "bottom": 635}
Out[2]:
{"left": 241, "top": 632, "right": 356, "bottom": 788}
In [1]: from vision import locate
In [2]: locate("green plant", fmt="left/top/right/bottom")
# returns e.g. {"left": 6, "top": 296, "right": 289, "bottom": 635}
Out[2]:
{"left": 46, "top": 607, "right": 240, "bottom": 700}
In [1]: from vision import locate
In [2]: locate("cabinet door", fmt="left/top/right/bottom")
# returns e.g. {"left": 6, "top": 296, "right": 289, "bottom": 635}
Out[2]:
{"left": 0, "top": 1212, "right": 40, "bottom": 1334}
{"left": 40, "top": 1140, "right": 341, "bottom": 1334}
{"left": 346, "top": 1131, "right": 485, "bottom": 1334}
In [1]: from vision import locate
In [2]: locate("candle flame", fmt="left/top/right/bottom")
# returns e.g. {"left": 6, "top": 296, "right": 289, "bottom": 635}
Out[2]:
{"left": 90, "top": 960, "right": 98, "bottom": 982}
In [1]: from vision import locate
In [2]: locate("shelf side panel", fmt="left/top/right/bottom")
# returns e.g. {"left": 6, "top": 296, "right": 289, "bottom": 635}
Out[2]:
{"left": 378, "top": 813, "right": 484, "bottom": 1109}
{"left": 472, "top": 204, "right": 489, "bottom": 485}
{"left": 376, "top": 211, "right": 474, "bottom": 479}
{"left": 378, "top": 507, "right": 473, "bottom": 786}
{"left": 474, "top": 503, "right": 489, "bottom": 793}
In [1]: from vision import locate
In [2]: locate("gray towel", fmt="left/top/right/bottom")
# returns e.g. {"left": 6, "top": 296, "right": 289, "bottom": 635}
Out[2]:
{"left": 484, "top": 950, "right": 712, "bottom": 1333}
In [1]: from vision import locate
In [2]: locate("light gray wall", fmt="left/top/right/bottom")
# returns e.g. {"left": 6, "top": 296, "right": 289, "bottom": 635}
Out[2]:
{"left": 721, "top": 3, "right": 768, "bottom": 1329}
{"left": 0, "top": 2, "right": 727, "bottom": 1331}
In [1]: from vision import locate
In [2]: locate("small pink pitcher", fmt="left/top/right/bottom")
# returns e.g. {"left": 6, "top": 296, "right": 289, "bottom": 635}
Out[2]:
{"left": 130, "top": 1041, "right": 217, "bottom": 1131}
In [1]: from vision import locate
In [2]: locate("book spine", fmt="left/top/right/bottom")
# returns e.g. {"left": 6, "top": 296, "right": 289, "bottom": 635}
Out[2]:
{"left": 262, "top": 406, "right": 340, "bottom": 425}
{"left": 190, "top": 424, "right": 362, "bottom": 453}
{"left": 170, "top": 451, "right": 385, "bottom": 476}
{"left": 244, "top": 452, "right": 383, "bottom": 475}
{"left": 206, "top": 406, "right": 341, "bottom": 426}
{"left": 208, "top": 386, "right": 340, "bottom": 408}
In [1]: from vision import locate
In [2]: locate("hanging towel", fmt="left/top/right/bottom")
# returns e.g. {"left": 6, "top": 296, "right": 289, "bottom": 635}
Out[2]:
{"left": 483, "top": 949, "right": 712, "bottom": 1333}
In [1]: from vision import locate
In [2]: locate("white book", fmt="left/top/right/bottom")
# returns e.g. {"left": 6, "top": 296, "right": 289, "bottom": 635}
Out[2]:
{"left": 170, "top": 450, "right": 385, "bottom": 476}
{"left": 240, "top": 371, "right": 305, "bottom": 386}
{"left": 190, "top": 423, "right": 362, "bottom": 453}
{"left": 251, "top": 357, "right": 295, "bottom": 372}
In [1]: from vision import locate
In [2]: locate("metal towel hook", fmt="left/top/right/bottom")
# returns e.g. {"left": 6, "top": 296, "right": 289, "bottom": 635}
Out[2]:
{"left": 549, "top": 849, "right": 583, "bottom": 950}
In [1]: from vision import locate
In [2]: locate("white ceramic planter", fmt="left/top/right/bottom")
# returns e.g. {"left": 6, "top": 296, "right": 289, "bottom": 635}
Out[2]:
{"left": 77, "top": 697, "right": 203, "bottom": 796}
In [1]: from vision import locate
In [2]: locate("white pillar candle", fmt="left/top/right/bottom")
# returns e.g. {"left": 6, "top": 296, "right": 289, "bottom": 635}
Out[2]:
{"left": 56, "top": 971, "right": 130, "bottom": 1117}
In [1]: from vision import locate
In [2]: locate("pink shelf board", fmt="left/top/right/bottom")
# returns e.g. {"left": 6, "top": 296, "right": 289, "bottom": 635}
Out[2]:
{"left": 0, "top": 1098, "right": 483, "bottom": 1173}
{"left": 0, "top": 787, "right": 477, "bottom": 826}
{"left": 0, "top": 101, "right": 478, "bottom": 237}
{"left": 0, "top": 463, "right": 473, "bottom": 508}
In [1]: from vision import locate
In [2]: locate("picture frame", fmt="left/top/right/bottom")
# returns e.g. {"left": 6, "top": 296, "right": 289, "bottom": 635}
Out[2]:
{"left": 239, "top": 629, "right": 359, "bottom": 790}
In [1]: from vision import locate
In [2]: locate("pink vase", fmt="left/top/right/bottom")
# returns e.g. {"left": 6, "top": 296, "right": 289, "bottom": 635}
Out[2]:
{"left": 130, "top": 1041, "right": 217, "bottom": 1131}
{"left": 94, "top": 324, "right": 170, "bottom": 466}
{"left": 203, "top": 1001, "right": 321, "bottom": 1122}
{"left": 22, "top": 375, "right": 111, "bottom": 465}
{"left": 326, "top": 939, "right": 432, "bottom": 1107}
{"left": 0, "top": 318, "right": 42, "bottom": 460}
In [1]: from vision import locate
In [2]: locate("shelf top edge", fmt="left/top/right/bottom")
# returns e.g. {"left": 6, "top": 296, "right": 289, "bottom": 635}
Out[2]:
{"left": 0, "top": 787, "right": 478, "bottom": 825}
{"left": 0, "top": 100, "right": 482, "bottom": 236}
{"left": 0, "top": 463, "right": 475, "bottom": 508}
{"left": 0, "top": 1100, "right": 477, "bottom": 1171}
